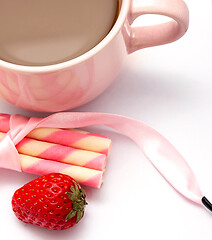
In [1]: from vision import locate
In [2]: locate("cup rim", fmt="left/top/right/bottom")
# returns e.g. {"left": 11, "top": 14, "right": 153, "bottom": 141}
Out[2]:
{"left": 0, "top": 0, "right": 129, "bottom": 74}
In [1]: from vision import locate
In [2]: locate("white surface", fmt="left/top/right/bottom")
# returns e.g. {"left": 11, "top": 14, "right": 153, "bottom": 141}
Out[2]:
{"left": 0, "top": 0, "right": 212, "bottom": 239}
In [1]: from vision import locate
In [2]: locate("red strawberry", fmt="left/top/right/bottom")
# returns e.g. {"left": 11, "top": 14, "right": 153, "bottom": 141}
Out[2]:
{"left": 12, "top": 173, "right": 87, "bottom": 230}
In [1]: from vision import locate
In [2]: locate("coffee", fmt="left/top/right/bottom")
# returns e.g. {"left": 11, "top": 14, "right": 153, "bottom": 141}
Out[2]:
{"left": 0, "top": 0, "right": 119, "bottom": 66}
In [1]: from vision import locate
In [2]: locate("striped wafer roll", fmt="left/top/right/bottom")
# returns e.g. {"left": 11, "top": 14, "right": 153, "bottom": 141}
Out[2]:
{"left": 20, "top": 154, "right": 103, "bottom": 188}
{"left": 0, "top": 132, "right": 106, "bottom": 171}
{"left": 0, "top": 113, "right": 111, "bottom": 155}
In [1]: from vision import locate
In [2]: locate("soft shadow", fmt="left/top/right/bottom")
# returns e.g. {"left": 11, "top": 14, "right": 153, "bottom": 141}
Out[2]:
{"left": 18, "top": 218, "right": 88, "bottom": 240}
{"left": 0, "top": 168, "right": 37, "bottom": 187}
{"left": 75, "top": 61, "right": 190, "bottom": 114}
{"left": 0, "top": 54, "right": 189, "bottom": 117}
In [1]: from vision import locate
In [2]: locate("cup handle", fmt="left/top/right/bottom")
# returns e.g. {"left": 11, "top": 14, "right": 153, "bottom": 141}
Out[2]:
{"left": 126, "top": 0, "right": 189, "bottom": 53}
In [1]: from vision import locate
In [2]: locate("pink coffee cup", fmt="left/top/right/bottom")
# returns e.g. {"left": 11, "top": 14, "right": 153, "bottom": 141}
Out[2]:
{"left": 0, "top": 0, "right": 189, "bottom": 112}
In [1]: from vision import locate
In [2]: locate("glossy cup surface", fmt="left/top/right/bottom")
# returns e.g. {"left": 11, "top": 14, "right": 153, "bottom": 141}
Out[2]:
{"left": 0, "top": 0, "right": 189, "bottom": 112}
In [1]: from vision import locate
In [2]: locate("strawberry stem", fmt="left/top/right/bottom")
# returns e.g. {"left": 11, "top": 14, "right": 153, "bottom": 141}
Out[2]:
{"left": 65, "top": 182, "right": 87, "bottom": 223}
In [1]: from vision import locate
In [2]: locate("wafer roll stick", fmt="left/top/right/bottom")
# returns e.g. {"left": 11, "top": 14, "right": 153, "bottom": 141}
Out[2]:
{"left": 0, "top": 132, "right": 106, "bottom": 171}
{"left": 21, "top": 154, "right": 103, "bottom": 188}
{"left": 0, "top": 113, "right": 111, "bottom": 155}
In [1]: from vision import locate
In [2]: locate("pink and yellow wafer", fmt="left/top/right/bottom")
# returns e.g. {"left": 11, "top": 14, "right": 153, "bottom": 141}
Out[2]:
{"left": 0, "top": 113, "right": 111, "bottom": 155}
{"left": 0, "top": 132, "right": 106, "bottom": 171}
{"left": 20, "top": 154, "right": 103, "bottom": 188}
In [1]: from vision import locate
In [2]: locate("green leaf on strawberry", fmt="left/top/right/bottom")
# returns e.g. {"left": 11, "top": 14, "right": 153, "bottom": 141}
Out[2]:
{"left": 65, "top": 180, "right": 87, "bottom": 223}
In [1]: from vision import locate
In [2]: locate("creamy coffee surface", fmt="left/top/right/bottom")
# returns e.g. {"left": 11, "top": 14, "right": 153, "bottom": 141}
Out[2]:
{"left": 0, "top": 0, "right": 118, "bottom": 66}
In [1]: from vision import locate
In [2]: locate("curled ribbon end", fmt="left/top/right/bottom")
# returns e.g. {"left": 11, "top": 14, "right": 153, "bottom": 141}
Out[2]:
{"left": 202, "top": 197, "right": 212, "bottom": 212}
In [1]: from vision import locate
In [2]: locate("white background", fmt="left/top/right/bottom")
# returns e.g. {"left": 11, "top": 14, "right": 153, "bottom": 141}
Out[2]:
{"left": 0, "top": 0, "right": 212, "bottom": 239}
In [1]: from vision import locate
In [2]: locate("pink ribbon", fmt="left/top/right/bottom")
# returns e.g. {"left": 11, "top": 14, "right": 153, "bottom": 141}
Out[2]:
{"left": 0, "top": 112, "right": 206, "bottom": 207}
